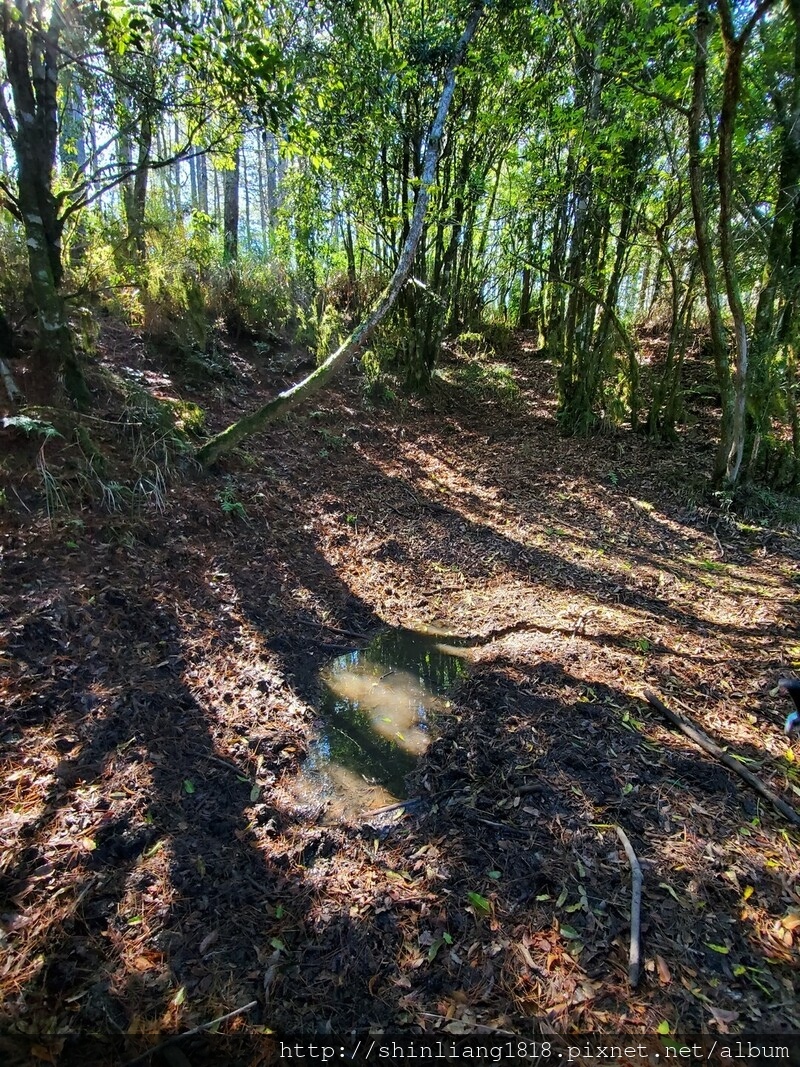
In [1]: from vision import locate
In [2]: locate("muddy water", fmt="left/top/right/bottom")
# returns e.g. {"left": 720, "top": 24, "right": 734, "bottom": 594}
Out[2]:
{"left": 294, "top": 628, "right": 469, "bottom": 818}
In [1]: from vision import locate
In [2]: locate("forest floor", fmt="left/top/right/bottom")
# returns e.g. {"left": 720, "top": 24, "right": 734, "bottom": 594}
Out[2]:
{"left": 1, "top": 325, "right": 799, "bottom": 1065}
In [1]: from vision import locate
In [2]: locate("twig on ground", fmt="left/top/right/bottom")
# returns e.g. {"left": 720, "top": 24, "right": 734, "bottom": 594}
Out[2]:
{"left": 644, "top": 690, "right": 800, "bottom": 826}
{"left": 357, "top": 784, "right": 468, "bottom": 820}
{"left": 462, "top": 811, "right": 532, "bottom": 836}
{"left": 125, "top": 1001, "right": 258, "bottom": 1066}
{"left": 314, "top": 619, "right": 372, "bottom": 641}
{"left": 205, "top": 754, "right": 251, "bottom": 778}
{"left": 360, "top": 796, "right": 423, "bottom": 817}
{"left": 616, "top": 825, "right": 642, "bottom": 988}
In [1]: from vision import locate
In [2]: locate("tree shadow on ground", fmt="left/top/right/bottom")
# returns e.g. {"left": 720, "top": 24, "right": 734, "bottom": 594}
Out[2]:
{"left": 3, "top": 339, "right": 799, "bottom": 1061}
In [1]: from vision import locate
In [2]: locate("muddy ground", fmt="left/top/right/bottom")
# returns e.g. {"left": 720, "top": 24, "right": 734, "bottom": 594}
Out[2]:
{"left": 1, "top": 327, "right": 799, "bottom": 1064}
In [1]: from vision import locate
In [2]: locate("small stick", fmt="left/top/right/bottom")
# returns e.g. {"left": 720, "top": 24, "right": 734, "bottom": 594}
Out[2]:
{"left": 205, "top": 755, "right": 250, "bottom": 778}
{"left": 315, "top": 621, "right": 371, "bottom": 641}
{"left": 358, "top": 784, "right": 460, "bottom": 818}
{"left": 616, "top": 826, "right": 642, "bottom": 988}
{"left": 125, "top": 1001, "right": 258, "bottom": 1066}
{"left": 360, "top": 796, "right": 424, "bottom": 817}
{"left": 463, "top": 811, "right": 532, "bottom": 836}
{"left": 644, "top": 690, "right": 800, "bottom": 827}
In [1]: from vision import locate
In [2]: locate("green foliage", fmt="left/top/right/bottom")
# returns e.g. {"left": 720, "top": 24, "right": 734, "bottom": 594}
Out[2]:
{"left": 212, "top": 256, "right": 293, "bottom": 340}
{"left": 1, "top": 0, "right": 794, "bottom": 493}
{"left": 734, "top": 486, "right": 800, "bottom": 529}
{"left": 452, "top": 362, "right": 520, "bottom": 407}
{"left": 0, "top": 221, "right": 30, "bottom": 322}
{"left": 216, "top": 478, "right": 248, "bottom": 520}
{"left": 316, "top": 427, "right": 347, "bottom": 451}
{"left": 2, "top": 415, "right": 63, "bottom": 441}
{"left": 314, "top": 302, "right": 346, "bottom": 365}
{"left": 169, "top": 401, "right": 205, "bottom": 435}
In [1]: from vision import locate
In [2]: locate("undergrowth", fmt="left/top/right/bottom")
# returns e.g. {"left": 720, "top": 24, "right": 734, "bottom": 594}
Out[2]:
{"left": 1, "top": 373, "right": 197, "bottom": 524}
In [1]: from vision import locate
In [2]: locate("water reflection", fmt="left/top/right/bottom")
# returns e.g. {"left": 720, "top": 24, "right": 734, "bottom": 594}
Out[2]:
{"left": 295, "top": 628, "right": 469, "bottom": 818}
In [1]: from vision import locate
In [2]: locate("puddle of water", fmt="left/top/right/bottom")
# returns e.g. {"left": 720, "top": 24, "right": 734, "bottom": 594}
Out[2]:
{"left": 294, "top": 628, "right": 469, "bottom": 818}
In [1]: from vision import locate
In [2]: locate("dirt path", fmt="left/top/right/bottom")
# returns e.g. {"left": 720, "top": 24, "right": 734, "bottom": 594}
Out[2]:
{"left": 1, "top": 331, "right": 799, "bottom": 1061}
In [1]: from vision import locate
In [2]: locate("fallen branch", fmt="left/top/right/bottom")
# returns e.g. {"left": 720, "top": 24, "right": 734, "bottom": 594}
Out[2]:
{"left": 615, "top": 825, "right": 642, "bottom": 988}
{"left": 125, "top": 1000, "right": 258, "bottom": 1066}
{"left": 644, "top": 689, "right": 800, "bottom": 827}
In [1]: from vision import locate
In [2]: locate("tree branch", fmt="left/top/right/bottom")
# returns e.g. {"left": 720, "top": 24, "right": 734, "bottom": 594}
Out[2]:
{"left": 644, "top": 690, "right": 800, "bottom": 827}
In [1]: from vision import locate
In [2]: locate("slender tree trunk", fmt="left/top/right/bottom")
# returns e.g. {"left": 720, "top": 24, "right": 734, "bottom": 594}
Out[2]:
{"left": 688, "top": 0, "right": 734, "bottom": 485}
{"left": 265, "top": 133, "right": 279, "bottom": 232}
{"left": 213, "top": 162, "right": 221, "bottom": 224}
{"left": 242, "top": 139, "right": 251, "bottom": 249}
{"left": 189, "top": 150, "right": 198, "bottom": 207}
{"left": 130, "top": 110, "right": 152, "bottom": 259}
{"left": 223, "top": 146, "right": 240, "bottom": 262}
{"left": 257, "top": 140, "right": 268, "bottom": 246}
{"left": 197, "top": 151, "right": 209, "bottom": 214}
{"left": 715, "top": 0, "right": 776, "bottom": 485}
{"left": 749, "top": 0, "right": 800, "bottom": 467}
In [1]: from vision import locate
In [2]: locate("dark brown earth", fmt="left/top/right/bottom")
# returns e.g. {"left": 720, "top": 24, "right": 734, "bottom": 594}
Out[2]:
{"left": 1, "top": 327, "right": 799, "bottom": 1065}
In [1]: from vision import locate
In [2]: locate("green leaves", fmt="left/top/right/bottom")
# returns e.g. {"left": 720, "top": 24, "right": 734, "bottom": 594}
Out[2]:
{"left": 2, "top": 415, "right": 61, "bottom": 440}
{"left": 466, "top": 891, "right": 491, "bottom": 914}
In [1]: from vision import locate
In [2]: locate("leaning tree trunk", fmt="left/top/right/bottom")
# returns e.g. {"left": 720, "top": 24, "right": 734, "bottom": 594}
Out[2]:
{"left": 196, "top": 0, "right": 486, "bottom": 467}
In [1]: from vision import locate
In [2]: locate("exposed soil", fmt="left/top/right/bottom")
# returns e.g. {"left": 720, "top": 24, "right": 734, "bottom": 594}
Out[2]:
{"left": 1, "top": 328, "right": 799, "bottom": 1064}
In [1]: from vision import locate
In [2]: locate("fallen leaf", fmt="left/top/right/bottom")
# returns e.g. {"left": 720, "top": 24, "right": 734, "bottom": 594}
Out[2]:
{"left": 466, "top": 891, "right": 491, "bottom": 914}
{"left": 517, "top": 943, "right": 536, "bottom": 969}
{"left": 30, "top": 1046, "right": 59, "bottom": 1063}
{"left": 264, "top": 949, "right": 281, "bottom": 1004}
{"left": 708, "top": 1006, "right": 739, "bottom": 1030}
{"left": 656, "top": 954, "right": 672, "bottom": 985}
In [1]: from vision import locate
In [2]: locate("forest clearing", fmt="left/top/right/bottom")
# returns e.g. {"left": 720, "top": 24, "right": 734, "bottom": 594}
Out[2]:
{"left": 1, "top": 0, "right": 800, "bottom": 1061}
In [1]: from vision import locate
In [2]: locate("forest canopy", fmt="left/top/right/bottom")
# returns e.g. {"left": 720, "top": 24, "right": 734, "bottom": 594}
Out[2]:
{"left": 1, "top": 0, "right": 799, "bottom": 488}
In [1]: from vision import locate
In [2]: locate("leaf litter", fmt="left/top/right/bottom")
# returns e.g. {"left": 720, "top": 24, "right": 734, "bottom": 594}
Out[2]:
{"left": 0, "top": 328, "right": 798, "bottom": 1063}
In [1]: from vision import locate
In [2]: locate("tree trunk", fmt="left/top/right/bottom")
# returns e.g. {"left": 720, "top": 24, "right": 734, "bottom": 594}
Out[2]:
{"left": 0, "top": 0, "right": 88, "bottom": 405}
{"left": 688, "top": 0, "right": 733, "bottom": 486}
{"left": 197, "top": 151, "right": 209, "bottom": 214}
{"left": 197, "top": 0, "right": 486, "bottom": 467}
{"left": 130, "top": 110, "right": 152, "bottom": 259}
{"left": 242, "top": 139, "right": 251, "bottom": 249}
{"left": 715, "top": 0, "right": 778, "bottom": 485}
{"left": 223, "top": 146, "right": 240, "bottom": 262}
{"left": 257, "top": 140, "right": 268, "bottom": 246}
